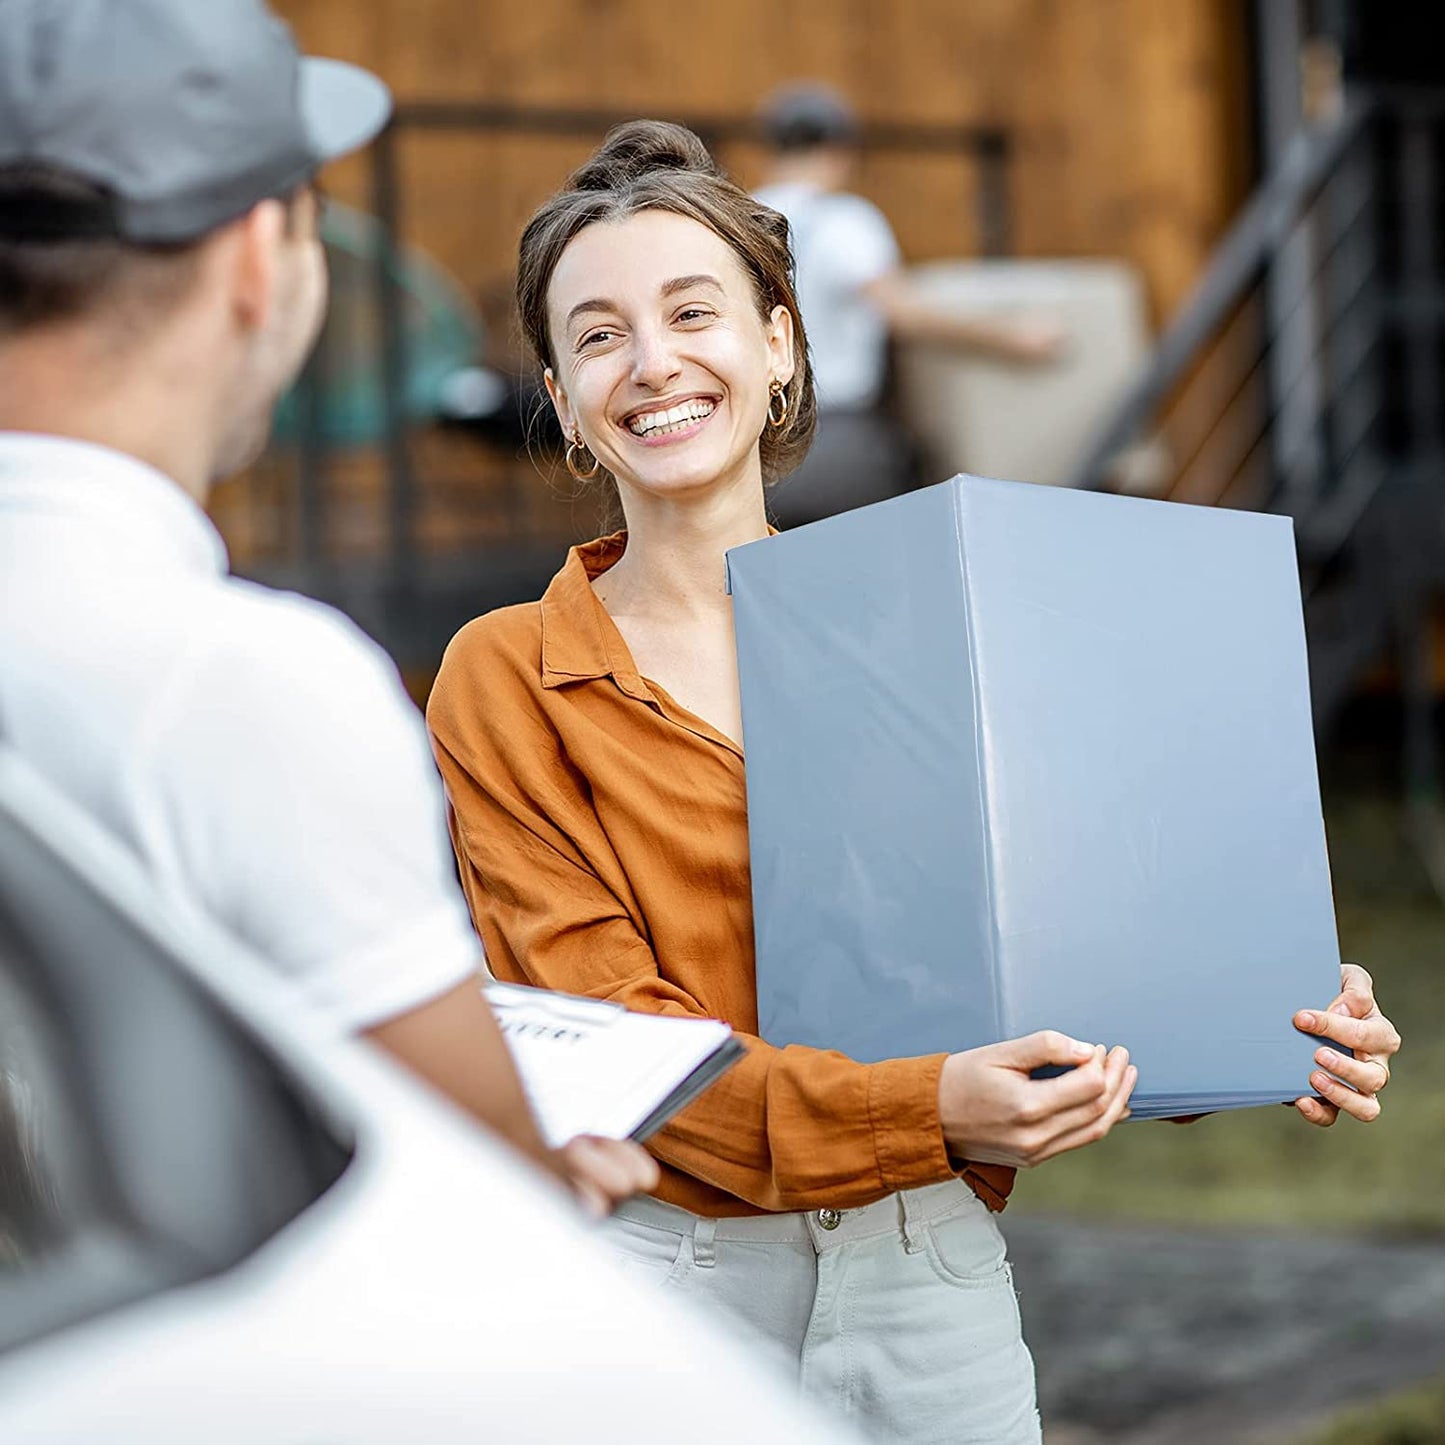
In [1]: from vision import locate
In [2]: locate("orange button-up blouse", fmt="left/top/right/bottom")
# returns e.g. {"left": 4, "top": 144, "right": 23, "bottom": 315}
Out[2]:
{"left": 427, "top": 533, "right": 1015, "bottom": 1218}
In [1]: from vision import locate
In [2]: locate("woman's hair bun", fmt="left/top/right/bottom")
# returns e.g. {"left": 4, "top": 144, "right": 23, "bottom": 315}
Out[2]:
{"left": 567, "top": 119, "right": 722, "bottom": 192}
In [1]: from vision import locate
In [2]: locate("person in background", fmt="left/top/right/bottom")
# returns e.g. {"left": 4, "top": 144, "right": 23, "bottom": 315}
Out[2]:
{"left": 754, "top": 82, "right": 1066, "bottom": 529}
{"left": 0, "top": 0, "right": 654, "bottom": 1219}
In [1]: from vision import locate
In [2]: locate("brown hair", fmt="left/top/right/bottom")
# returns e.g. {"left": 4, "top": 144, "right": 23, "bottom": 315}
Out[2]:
{"left": 516, "top": 119, "right": 816, "bottom": 483}
{"left": 0, "top": 167, "right": 207, "bottom": 340}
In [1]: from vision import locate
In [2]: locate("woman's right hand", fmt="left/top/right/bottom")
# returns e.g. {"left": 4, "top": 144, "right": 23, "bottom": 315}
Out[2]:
{"left": 938, "top": 1033, "right": 1136, "bottom": 1169}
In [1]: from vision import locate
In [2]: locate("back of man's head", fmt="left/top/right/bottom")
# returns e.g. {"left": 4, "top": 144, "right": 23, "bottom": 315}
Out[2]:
{"left": 0, "top": 166, "right": 206, "bottom": 340}
{"left": 0, "top": 0, "right": 390, "bottom": 342}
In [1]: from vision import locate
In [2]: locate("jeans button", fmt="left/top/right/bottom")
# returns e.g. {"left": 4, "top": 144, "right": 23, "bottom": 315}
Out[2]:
{"left": 816, "top": 1208, "right": 842, "bottom": 1231}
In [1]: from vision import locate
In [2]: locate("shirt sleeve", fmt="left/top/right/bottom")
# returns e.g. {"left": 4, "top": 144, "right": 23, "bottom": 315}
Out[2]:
{"left": 131, "top": 594, "right": 482, "bottom": 1033}
{"left": 428, "top": 665, "right": 965, "bottom": 1215}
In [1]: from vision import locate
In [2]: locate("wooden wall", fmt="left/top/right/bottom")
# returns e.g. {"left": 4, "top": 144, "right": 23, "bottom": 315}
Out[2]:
{"left": 276, "top": 0, "right": 1254, "bottom": 335}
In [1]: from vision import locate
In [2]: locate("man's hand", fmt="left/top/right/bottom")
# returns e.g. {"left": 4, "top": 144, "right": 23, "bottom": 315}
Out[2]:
{"left": 861, "top": 272, "right": 1068, "bottom": 363}
{"left": 938, "top": 1032, "right": 1136, "bottom": 1169}
{"left": 1291, "top": 962, "right": 1401, "bottom": 1127}
{"left": 364, "top": 977, "right": 558, "bottom": 1171}
{"left": 364, "top": 981, "right": 662, "bottom": 1213}
{"left": 990, "top": 310, "right": 1069, "bottom": 365}
{"left": 556, "top": 1135, "right": 660, "bottom": 1218}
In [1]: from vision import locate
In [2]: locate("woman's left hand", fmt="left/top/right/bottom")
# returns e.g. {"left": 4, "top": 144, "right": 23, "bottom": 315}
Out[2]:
{"left": 1292, "top": 962, "right": 1401, "bottom": 1127}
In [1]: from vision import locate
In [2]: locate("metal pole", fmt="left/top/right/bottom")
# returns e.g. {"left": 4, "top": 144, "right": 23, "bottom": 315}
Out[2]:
{"left": 371, "top": 123, "right": 416, "bottom": 600}
{"left": 1257, "top": 0, "right": 1327, "bottom": 511}
{"left": 976, "top": 135, "right": 1011, "bottom": 258}
{"left": 1399, "top": 116, "right": 1442, "bottom": 459}
{"left": 294, "top": 326, "right": 329, "bottom": 574}
{"left": 1395, "top": 112, "right": 1445, "bottom": 895}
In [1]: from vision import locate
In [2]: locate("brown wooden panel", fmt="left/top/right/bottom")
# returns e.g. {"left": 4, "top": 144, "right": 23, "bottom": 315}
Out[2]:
{"left": 238, "top": 0, "right": 1255, "bottom": 580}
{"left": 278, "top": 0, "right": 1251, "bottom": 328}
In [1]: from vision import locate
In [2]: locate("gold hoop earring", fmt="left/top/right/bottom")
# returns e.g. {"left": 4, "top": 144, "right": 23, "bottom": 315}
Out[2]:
{"left": 566, "top": 430, "right": 600, "bottom": 481}
{"left": 766, "top": 378, "right": 790, "bottom": 430}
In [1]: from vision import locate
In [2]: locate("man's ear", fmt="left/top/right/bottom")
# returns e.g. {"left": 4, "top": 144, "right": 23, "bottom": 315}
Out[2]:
{"left": 543, "top": 366, "right": 577, "bottom": 440}
{"left": 226, "top": 198, "right": 289, "bottom": 332}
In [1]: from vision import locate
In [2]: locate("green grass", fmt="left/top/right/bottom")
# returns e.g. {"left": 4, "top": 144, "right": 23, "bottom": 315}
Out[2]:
{"left": 1302, "top": 1374, "right": 1445, "bottom": 1444}
{"left": 1009, "top": 794, "right": 1445, "bottom": 1236}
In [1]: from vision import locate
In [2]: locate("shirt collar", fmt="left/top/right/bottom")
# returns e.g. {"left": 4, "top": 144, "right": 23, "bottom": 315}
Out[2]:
{"left": 539, "top": 525, "right": 778, "bottom": 699}
{"left": 539, "top": 532, "right": 652, "bottom": 698}
{"left": 0, "top": 432, "right": 229, "bottom": 578}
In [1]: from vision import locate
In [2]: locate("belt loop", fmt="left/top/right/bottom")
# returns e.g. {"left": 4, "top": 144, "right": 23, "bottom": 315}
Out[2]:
{"left": 693, "top": 1216, "right": 718, "bottom": 1269}
{"left": 899, "top": 1190, "right": 925, "bottom": 1255}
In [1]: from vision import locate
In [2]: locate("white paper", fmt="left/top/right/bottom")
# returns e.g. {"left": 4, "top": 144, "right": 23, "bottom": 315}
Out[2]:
{"left": 486, "top": 982, "right": 738, "bottom": 1147}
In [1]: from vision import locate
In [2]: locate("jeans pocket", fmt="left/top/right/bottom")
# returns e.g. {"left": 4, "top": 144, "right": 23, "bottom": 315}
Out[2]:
{"left": 922, "top": 1200, "right": 1010, "bottom": 1288}
{"left": 605, "top": 1215, "right": 689, "bottom": 1285}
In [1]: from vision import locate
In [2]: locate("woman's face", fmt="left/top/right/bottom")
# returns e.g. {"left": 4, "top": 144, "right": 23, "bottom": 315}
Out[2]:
{"left": 544, "top": 209, "right": 793, "bottom": 505}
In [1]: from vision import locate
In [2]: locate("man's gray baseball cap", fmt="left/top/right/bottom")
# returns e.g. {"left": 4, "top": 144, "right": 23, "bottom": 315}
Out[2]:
{"left": 0, "top": 0, "right": 392, "bottom": 243}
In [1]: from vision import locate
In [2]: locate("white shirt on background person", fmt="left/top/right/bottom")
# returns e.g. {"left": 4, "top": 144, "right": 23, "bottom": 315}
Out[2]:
{"left": 754, "top": 179, "right": 902, "bottom": 411}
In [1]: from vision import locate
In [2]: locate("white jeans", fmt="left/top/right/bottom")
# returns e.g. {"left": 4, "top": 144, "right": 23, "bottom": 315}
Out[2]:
{"left": 606, "top": 1179, "right": 1041, "bottom": 1445}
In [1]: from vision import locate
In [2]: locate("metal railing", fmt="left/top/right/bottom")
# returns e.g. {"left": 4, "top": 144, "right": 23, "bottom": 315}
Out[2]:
{"left": 1064, "top": 96, "right": 1381, "bottom": 542}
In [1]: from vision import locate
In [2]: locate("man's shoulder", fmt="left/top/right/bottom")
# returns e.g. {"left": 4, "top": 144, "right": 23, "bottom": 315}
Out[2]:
{"left": 203, "top": 575, "right": 399, "bottom": 694}
{"left": 138, "top": 575, "right": 425, "bottom": 765}
{"left": 139, "top": 576, "right": 437, "bottom": 828}
{"left": 820, "top": 190, "right": 896, "bottom": 240}
{"left": 757, "top": 185, "right": 897, "bottom": 271}
{"left": 752, "top": 181, "right": 793, "bottom": 213}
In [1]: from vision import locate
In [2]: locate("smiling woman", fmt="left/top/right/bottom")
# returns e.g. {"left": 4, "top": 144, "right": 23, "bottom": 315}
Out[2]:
{"left": 544, "top": 211, "right": 793, "bottom": 525}
{"left": 425, "top": 121, "right": 1130, "bottom": 1445}
{"left": 515, "top": 120, "right": 816, "bottom": 491}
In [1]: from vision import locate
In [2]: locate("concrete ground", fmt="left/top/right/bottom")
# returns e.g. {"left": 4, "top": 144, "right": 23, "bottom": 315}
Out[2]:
{"left": 1005, "top": 1216, "right": 1445, "bottom": 1443}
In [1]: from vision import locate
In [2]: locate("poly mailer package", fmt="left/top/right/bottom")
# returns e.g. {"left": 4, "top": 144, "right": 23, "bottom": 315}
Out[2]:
{"left": 727, "top": 476, "right": 1342, "bottom": 1118}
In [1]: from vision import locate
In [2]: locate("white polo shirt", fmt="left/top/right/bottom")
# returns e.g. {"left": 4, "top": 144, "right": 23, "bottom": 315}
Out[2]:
{"left": 754, "top": 181, "right": 902, "bottom": 412}
{"left": 0, "top": 432, "right": 480, "bottom": 1032}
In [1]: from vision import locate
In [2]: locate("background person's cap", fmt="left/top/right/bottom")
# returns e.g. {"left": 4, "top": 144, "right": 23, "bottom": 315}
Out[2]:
{"left": 0, "top": 0, "right": 392, "bottom": 243}
{"left": 758, "top": 83, "right": 861, "bottom": 152}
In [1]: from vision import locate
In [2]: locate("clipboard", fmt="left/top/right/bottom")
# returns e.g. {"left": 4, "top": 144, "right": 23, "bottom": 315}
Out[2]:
{"left": 486, "top": 982, "right": 745, "bottom": 1146}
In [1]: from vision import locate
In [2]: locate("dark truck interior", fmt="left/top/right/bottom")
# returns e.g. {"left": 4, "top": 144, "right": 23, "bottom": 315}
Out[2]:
{"left": 0, "top": 749, "right": 353, "bottom": 1358}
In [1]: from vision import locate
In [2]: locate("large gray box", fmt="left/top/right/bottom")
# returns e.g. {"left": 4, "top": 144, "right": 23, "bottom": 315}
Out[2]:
{"left": 727, "top": 476, "right": 1342, "bottom": 1117}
